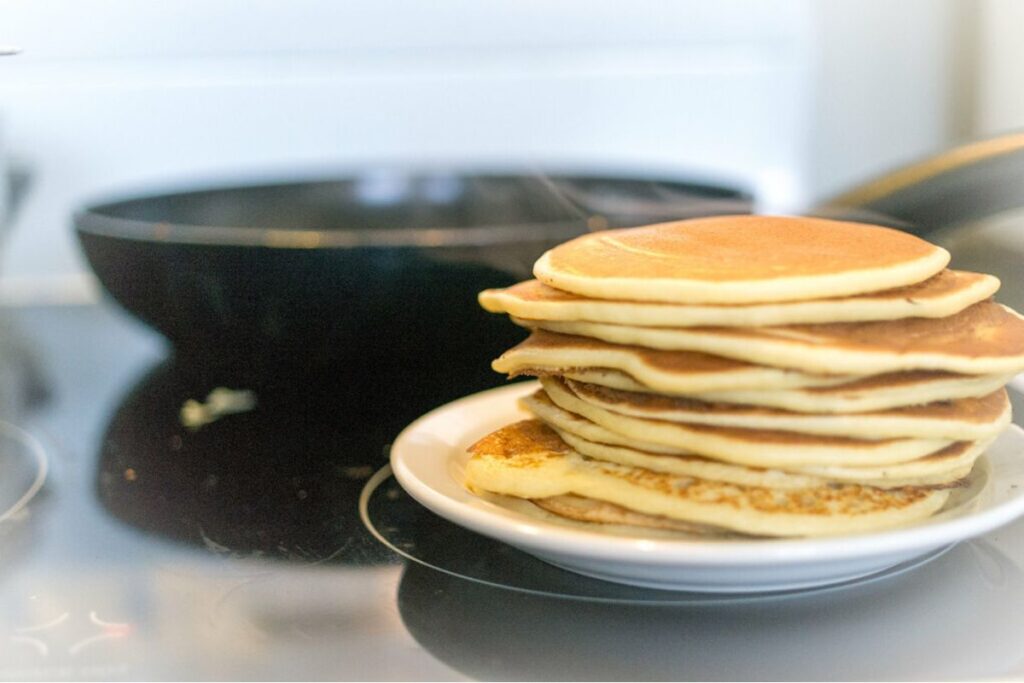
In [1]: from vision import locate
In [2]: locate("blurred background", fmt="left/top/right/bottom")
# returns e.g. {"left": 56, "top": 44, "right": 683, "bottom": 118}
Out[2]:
{"left": 0, "top": 0, "right": 1021, "bottom": 302}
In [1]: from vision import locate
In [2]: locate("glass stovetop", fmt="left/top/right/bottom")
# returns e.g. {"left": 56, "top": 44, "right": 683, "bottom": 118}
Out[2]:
{"left": 2, "top": 302, "right": 1024, "bottom": 680}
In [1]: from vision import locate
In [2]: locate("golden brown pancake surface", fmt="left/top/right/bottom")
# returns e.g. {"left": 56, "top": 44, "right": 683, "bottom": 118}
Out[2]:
{"left": 513, "top": 330, "right": 750, "bottom": 374}
{"left": 540, "top": 215, "right": 943, "bottom": 282}
{"left": 534, "top": 215, "right": 952, "bottom": 305}
{"left": 495, "top": 330, "right": 848, "bottom": 388}
{"left": 532, "top": 495, "right": 738, "bottom": 535}
{"left": 569, "top": 379, "right": 1009, "bottom": 424}
{"left": 803, "top": 370, "right": 973, "bottom": 393}
{"left": 731, "top": 301, "right": 1024, "bottom": 356}
{"left": 519, "top": 302, "right": 1024, "bottom": 374}
{"left": 465, "top": 420, "right": 954, "bottom": 537}
{"left": 467, "top": 418, "right": 570, "bottom": 461}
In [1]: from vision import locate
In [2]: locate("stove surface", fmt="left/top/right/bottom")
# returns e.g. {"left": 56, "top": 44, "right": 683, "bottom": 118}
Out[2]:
{"left": 1, "top": 302, "right": 1023, "bottom": 680}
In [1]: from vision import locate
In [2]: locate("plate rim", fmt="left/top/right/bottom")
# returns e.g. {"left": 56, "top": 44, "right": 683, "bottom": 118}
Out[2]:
{"left": 391, "top": 382, "right": 1024, "bottom": 567}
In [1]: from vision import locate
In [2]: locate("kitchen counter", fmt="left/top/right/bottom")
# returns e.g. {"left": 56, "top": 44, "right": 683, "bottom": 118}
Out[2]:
{"left": 1, "top": 301, "right": 1023, "bottom": 680}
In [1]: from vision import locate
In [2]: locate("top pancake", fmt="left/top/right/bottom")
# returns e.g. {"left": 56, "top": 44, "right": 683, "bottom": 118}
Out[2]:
{"left": 534, "top": 215, "right": 950, "bottom": 304}
{"left": 480, "top": 270, "right": 998, "bottom": 327}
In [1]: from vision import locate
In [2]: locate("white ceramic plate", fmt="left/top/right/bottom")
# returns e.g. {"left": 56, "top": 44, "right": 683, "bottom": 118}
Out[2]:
{"left": 391, "top": 382, "right": 1024, "bottom": 593}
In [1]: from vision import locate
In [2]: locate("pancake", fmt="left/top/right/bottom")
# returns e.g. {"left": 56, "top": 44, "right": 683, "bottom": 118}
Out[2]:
{"left": 534, "top": 215, "right": 950, "bottom": 304}
{"left": 481, "top": 270, "right": 998, "bottom": 327}
{"left": 540, "top": 377, "right": 954, "bottom": 467}
{"left": 532, "top": 495, "right": 739, "bottom": 536}
{"left": 565, "top": 379, "right": 1011, "bottom": 440}
{"left": 729, "top": 371, "right": 1017, "bottom": 413}
{"left": 493, "top": 331, "right": 850, "bottom": 393}
{"left": 549, "top": 424, "right": 827, "bottom": 489}
{"left": 465, "top": 420, "right": 953, "bottom": 537}
{"left": 523, "top": 389, "right": 692, "bottom": 455}
{"left": 525, "top": 391, "right": 984, "bottom": 488}
{"left": 560, "top": 367, "right": 1015, "bottom": 413}
{"left": 517, "top": 301, "right": 1024, "bottom": 375}
{"left": 553, "top": 425, "right": 983, "bottom": 489}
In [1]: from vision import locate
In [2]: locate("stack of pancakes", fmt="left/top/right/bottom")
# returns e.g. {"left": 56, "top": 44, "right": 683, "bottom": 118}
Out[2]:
{"left": 465, "top": 215, "right": 1024, "bottom": 537}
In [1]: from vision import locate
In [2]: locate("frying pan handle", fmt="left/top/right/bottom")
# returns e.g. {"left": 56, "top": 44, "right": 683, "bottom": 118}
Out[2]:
{"left": 813, "top": 131, "right": 1024, "bottom": 236}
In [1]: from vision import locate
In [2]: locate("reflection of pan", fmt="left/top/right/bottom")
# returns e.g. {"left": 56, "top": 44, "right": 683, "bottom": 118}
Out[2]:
{"left": 396, "top": 539, "right": 1024, "bottom": 680}
{"left": 75, "top": 173, "right": 749, "bottom": 377}
{"left": 95, "top": 358, "right": 415, "bottom": 564}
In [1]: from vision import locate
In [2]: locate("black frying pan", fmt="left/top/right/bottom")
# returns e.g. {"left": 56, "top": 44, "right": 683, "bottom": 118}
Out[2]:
{"left": 77, "top": 133, "right": 1024, "bottom": 389}
{"left": 75, "top": 172, "right": 750, "bottom": 388}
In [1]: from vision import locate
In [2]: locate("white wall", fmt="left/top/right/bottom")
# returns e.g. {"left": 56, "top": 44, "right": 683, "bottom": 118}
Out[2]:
{"left": 974, "top": 0, "right": 1024, "bottom": 136}
{"left": 808, "top": 0, "right": 966, "bottom": 200}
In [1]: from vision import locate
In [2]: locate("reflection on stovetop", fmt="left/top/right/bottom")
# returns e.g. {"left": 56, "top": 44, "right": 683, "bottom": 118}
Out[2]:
{"left": 95, "top": 350, "right": 505, "bottom": 563}
{"left": 0, "top": 304, "right": 469, "bottom": 679}
{"left": 397, "top": 538, "right": 1024, "bottom": 680}
{"left": 0, "top": 423, "right": 51, "bottom": 591}
{"left": 0, "top": 310, "right": 54, "bottom": 590}
{"left": 0, "top": 310, "right": 51, "bottom": 423}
